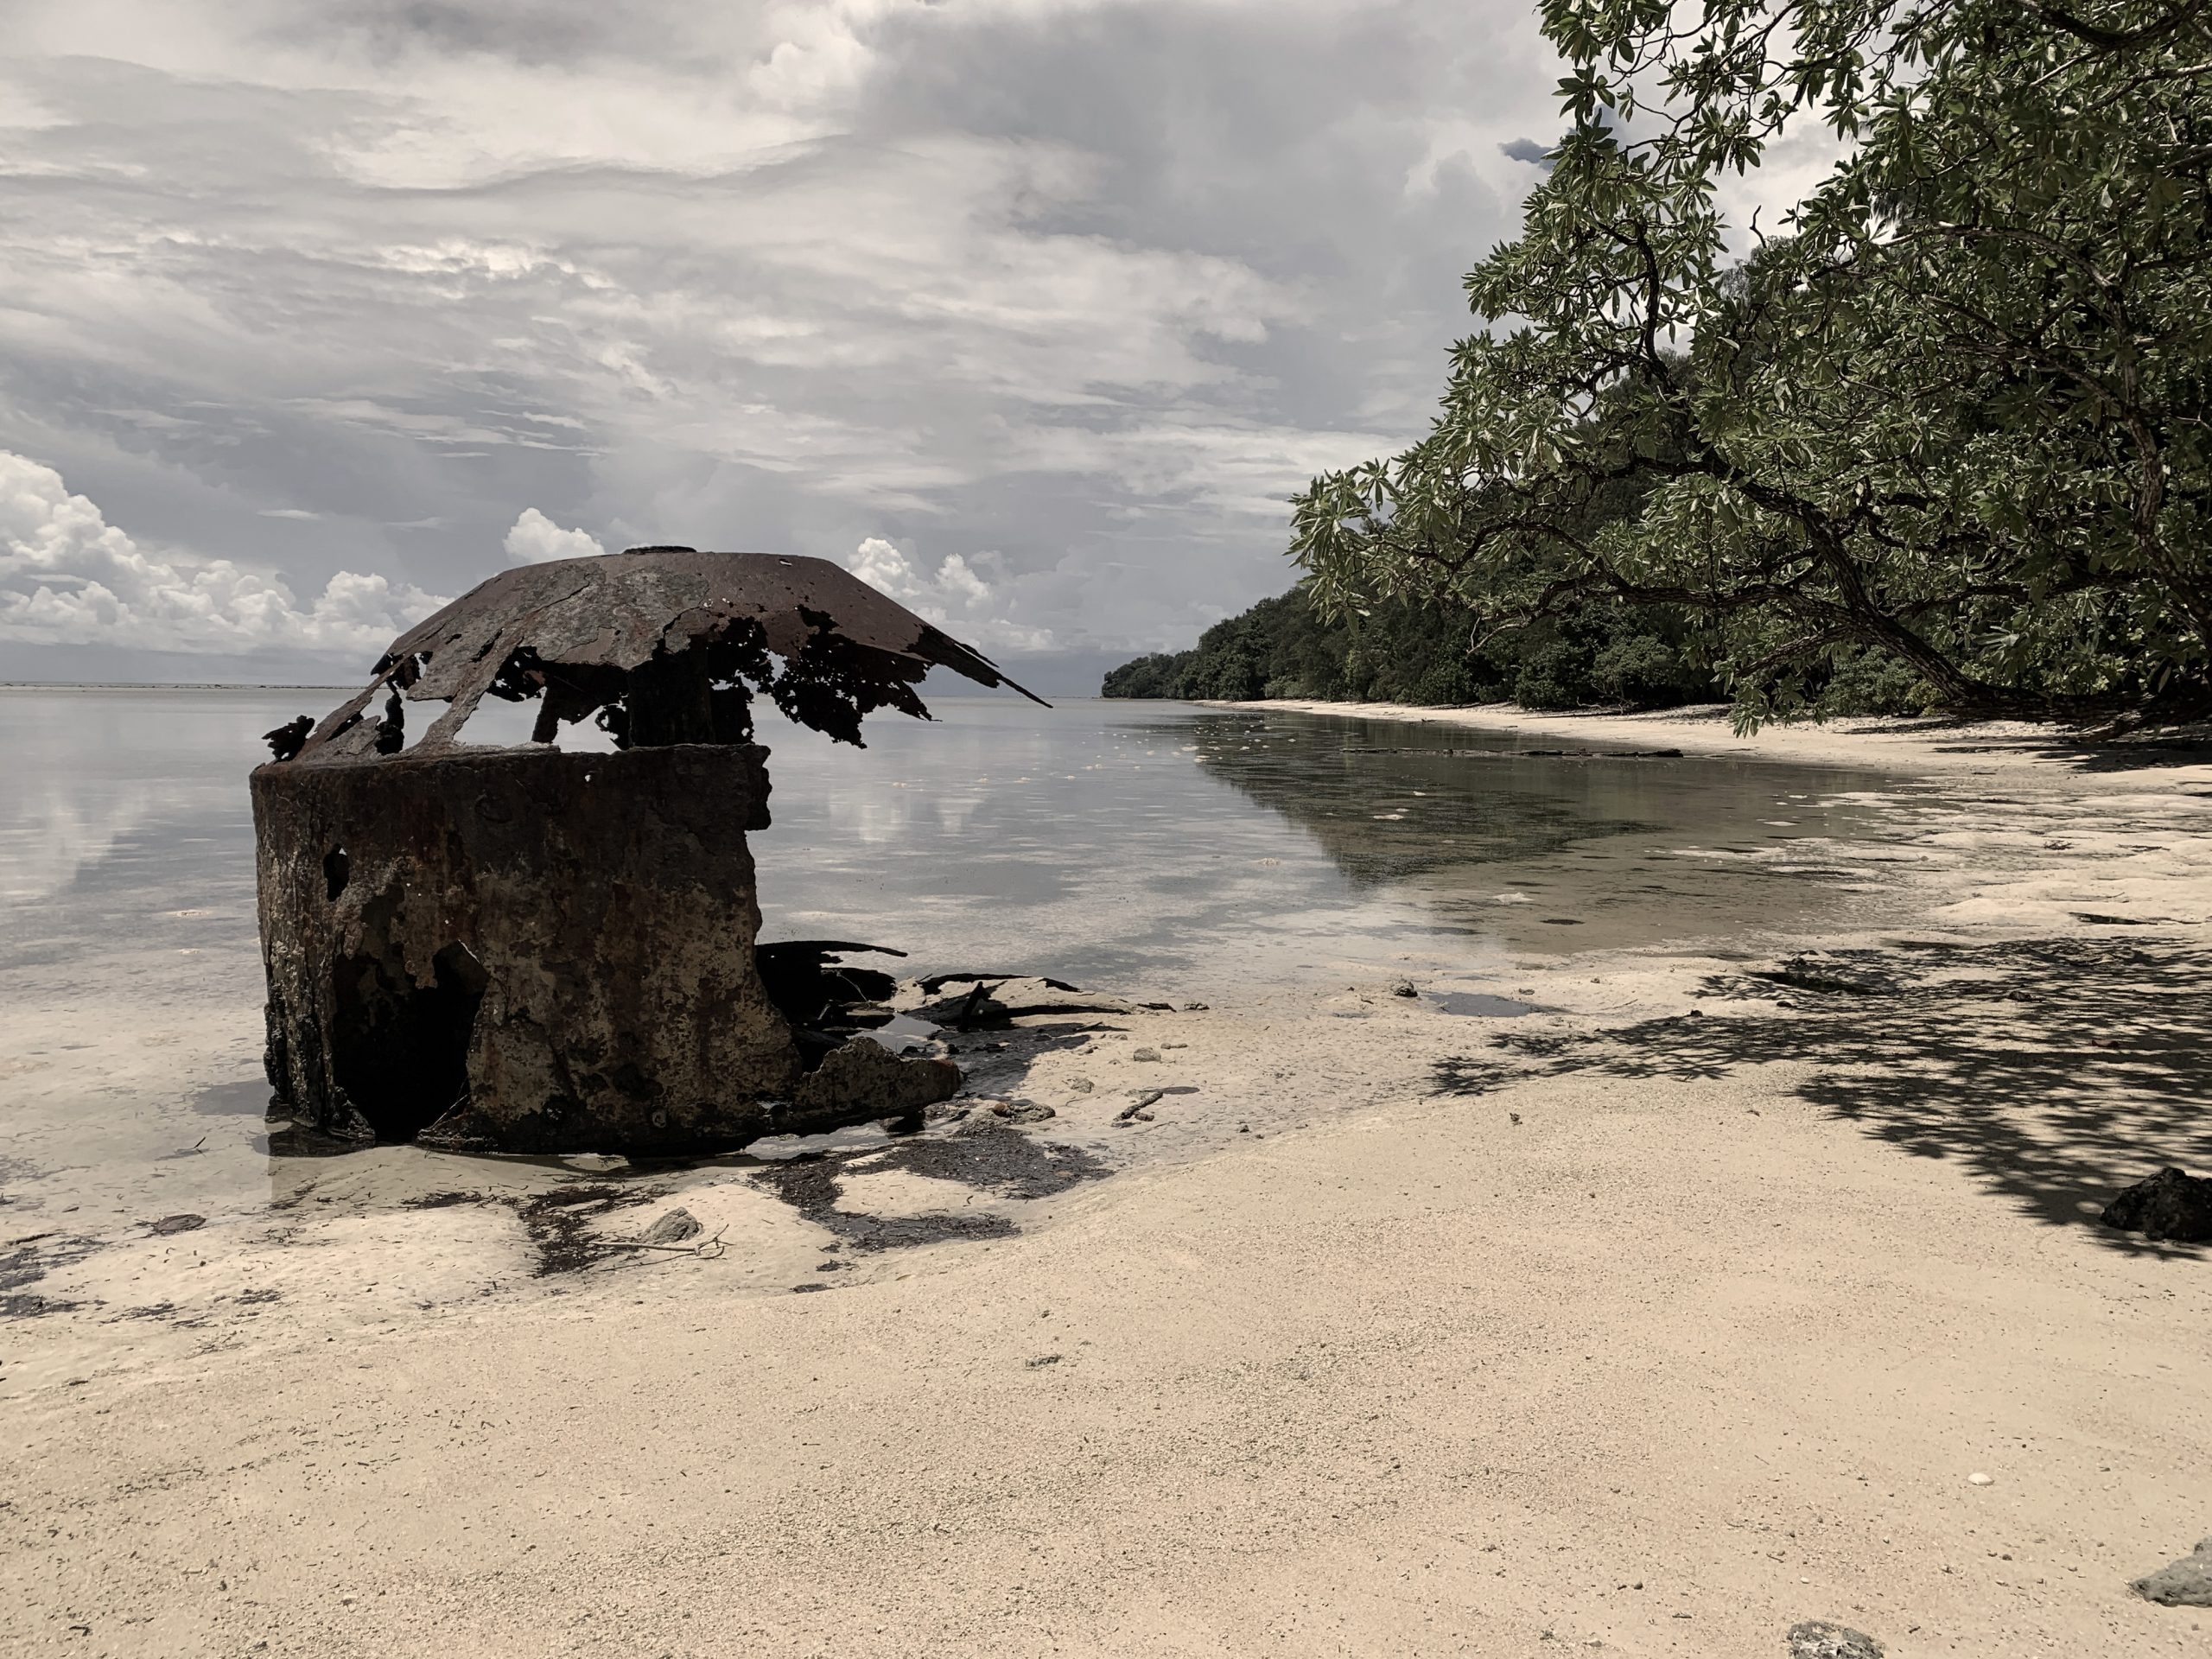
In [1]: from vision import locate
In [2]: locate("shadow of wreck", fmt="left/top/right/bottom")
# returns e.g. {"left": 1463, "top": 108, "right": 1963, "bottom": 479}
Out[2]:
{"left": 1450, "top": 937, "right": 2212, "bottom": 1256}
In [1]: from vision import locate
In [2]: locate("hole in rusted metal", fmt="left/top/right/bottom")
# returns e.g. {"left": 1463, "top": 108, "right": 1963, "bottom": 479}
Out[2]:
{"left": 329, "top": 941, "right": 487, "bottom": 1143}
{"left": 456, "top": 696, "right": 543, "bottom": 748}
{"left": 322, "top": 848, "right": 350, "bottom": 901}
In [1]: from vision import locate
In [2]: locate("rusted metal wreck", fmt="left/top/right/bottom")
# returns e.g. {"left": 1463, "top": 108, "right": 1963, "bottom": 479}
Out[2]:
{"left": 251, "top": 546, "right": 1041, "bottom": 1154}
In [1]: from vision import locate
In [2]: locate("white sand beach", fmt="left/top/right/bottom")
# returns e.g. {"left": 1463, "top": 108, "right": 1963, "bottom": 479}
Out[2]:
{"left": 5, "top": 704, "right": 2209, "bottom": 1657}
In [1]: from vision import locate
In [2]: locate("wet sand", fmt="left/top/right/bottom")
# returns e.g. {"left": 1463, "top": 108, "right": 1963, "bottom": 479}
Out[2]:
{"left": 5, "top": 706, "right": 2212, "bottom": 1656}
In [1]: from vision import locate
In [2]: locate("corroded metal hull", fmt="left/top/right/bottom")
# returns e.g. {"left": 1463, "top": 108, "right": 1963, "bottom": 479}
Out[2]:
{"left": 252, "top": 742, "right": 805, "bottom": 1152}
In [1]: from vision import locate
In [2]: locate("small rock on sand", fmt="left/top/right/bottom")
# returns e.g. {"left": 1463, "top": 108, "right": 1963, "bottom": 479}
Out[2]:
{"left": 637, "top": 1207, "right": 702, "bottom": 1245}
{"left": 149, "top": 1214, "right": 205, "bottom": 1236}
{"left": 1787, "top": 1620, "right": 1885, "bottom": 1658}
{"left": 1131, "top": 1047, "right": 1161, "bottom": 1062}
{"left": 2101, "top": 1167, "right": 2212, "bottom": 1243}
{"left": 2132, "top": 1537, "right": 2212, "bottom": 1606}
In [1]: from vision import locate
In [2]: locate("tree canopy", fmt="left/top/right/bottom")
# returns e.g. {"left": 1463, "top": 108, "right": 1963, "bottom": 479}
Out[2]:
{"left": 1100, "top": 586, "right": 1725, "bottom": 709}
{"left": 1289, "top": 0, "right": 2212, "bottom": 725}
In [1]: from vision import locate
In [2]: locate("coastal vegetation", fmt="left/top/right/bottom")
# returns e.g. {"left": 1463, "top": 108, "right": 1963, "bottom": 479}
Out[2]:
{"left": 1100, "top": 588, "right": 1732, "bottom": 709}
{"left": 1111, "top": 0, "right": 2212, "bottom": 726}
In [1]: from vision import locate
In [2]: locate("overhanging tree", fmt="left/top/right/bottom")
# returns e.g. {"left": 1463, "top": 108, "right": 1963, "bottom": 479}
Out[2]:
{"left": 1291, "top": 0, "right": 2212, "bottom": 723}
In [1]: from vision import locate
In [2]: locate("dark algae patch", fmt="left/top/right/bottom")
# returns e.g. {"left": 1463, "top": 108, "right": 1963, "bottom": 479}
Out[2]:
{"left": 357, "top": 1113, "right": 1110, "bottom": 1277}
{"left": 870, "top": 1119, "right": 1109, "bottom": 1200}
{"left": 753, "top": 1120, "right": 1108, "bottom": 1251}
{"left": 3, "top": 1230, "right": 105, "bottom": 1320}
{"left": 400, "top": 1190, "right": 487, "bottom": 1211}
{"left": 516, "top": 1183, "right": 664, "bottom": 1274}
{"left": 753, "top": 1154, "right": 1017, "bottom": 1250}
{"left": 399, "top": 1181, "right": 666, "bottom": 1274}
{"left": 3, "top": 1291, "right": 86, "bottom": 1319}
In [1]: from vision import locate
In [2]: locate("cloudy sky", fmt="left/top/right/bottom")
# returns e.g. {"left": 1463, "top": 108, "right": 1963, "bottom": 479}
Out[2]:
{"left": 0, "top": 0, "right": 1568, "bottom": 688}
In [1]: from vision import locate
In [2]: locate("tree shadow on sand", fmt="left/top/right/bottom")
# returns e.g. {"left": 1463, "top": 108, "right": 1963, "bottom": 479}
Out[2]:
{"left": 1809, "top": 711, "right": 2212, "bottom": 772}
{"left": 1447, "top": 937, "right": 2212, "bottom": 1256}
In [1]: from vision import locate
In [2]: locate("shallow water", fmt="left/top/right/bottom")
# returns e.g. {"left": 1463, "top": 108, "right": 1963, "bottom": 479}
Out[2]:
{"left": 748, "top": 696, "right": 1914, "bottom": 983}
{"left": 0, "top": 685, "right": 1914, "bottom": 1245}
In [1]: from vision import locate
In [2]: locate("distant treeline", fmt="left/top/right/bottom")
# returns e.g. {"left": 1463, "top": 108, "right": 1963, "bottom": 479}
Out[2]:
{"left": 1100, "top": 588, "right": 1926, "bottom": 712}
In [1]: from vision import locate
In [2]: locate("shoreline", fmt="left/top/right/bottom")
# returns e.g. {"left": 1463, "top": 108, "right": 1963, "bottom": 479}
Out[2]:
{"left": 0, "top": 680, "right": 358, "bottom": 694}
{"left": 1205, "top": 696, "right": 2212, "bottom": 778}
{"left": 5, "top": 705, "right": 2211, "bottom": 1656}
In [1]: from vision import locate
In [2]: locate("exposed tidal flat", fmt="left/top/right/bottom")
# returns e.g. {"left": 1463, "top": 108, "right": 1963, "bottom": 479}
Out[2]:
{"left": 3, "top": 686, "right": 2209, "bottom": 1656}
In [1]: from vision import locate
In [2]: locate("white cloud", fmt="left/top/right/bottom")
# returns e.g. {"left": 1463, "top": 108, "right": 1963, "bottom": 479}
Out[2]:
{"left": 0, "top": 449, "right": 446, "bottom": 657}
{"left": 844, "top": 535, "right": 1053, "bottom": 652}
{"left": 503, "top": 506, "right": 605, "bottom": 565}
{"left": 0, "top": 0, "right": 1567, "bottom": 662}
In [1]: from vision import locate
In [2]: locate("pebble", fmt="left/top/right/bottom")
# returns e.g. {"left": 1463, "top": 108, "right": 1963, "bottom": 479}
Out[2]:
{"left": 1968, "top": 1471, "right": 1993, "bottom": 1486}
{"left": 1787, "top": 1621, "right": 1885, "bottom": 1658}
{"left": 1132, "top": 1047, "right": 1161, "bottom": 1062}
{"left": 636, "top": 1207, "right": 702, "bottom": 1245}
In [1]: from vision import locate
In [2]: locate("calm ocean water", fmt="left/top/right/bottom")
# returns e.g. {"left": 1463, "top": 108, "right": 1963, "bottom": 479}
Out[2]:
{"left": 0, "top": 685, "right": 1909, "bottom": 1227}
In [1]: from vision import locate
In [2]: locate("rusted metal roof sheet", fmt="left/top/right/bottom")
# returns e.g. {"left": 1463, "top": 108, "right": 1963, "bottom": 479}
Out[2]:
{"left": 283, "top": 548, "right": 1043, "bottom": 762}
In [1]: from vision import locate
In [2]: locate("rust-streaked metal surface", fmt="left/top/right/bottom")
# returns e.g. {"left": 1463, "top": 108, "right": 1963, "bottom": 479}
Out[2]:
{"left": 284, "top": 548, "right": 1044, "bottom": 763}
{"left": 252, "top": 741, "right": 963, "bottom": 1153}
{"left": 252, "top": 744, "right": 805, "bottom": 1151}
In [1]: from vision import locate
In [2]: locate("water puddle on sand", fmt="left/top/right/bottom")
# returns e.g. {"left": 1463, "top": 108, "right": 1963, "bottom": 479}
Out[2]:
{"left": 0, "top": 688, "right": 1940, "bottom": 1341}
{"left": 1429, "top": 991, "right": 1546, "bottom": 1017}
